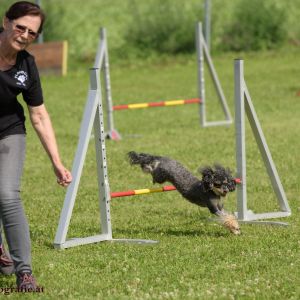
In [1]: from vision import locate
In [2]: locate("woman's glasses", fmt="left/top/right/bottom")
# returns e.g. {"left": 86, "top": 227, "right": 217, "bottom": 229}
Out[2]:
{"left": 12, "top": 22, "right": 39, "bottom": 40}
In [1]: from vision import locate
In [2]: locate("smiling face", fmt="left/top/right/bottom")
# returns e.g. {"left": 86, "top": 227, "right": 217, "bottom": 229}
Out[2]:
{"left": 2, "top": 15, "right": 41, "bottom": 52}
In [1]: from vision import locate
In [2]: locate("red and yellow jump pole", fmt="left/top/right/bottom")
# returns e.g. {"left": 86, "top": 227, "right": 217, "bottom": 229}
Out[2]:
{"left": 110, "top": 178, "right": 241, "bottom": 199}
{"left": 113, "top": 98, "right": 201, "bottom": 111}
{"left": 111, "top": 185, "right": 176, "bottom": 198}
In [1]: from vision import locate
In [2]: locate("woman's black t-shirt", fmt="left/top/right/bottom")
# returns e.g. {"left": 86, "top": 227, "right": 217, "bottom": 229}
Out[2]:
{"left": 0, "top": 50, "right": 43, "bottom": 139}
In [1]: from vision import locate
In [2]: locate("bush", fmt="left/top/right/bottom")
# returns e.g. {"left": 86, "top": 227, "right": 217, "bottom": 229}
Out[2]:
{"left": 220, "top": 0, "right": 287, "bottom": 51}
{"left": 42, "top": 0, "right": 133, "bottom": 62}
{"left": 1, "top": 0, "right": 298, "bottom": 61}
{"left": 124, "top": 0, "right": 202, "bottom": 56}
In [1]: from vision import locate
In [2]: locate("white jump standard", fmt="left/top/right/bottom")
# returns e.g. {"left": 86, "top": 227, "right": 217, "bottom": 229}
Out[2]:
{"left": 234, "top": 59, "right": 291, "bottom": 225}
{"left": 94, "top": 23, "right": 232, "bottom": 140}
{"left": 196, "top": 22, "right": 232, "bottom": 127}
{"left": 53, "top": 69, "right": 157, "bottom": 249}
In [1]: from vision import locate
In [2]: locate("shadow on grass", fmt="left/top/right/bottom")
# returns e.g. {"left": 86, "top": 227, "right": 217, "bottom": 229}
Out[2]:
{"left": 114, "top": 226, "right": 229, "bottom": 238}
{"left": 42, "top": 227, "right": 229, "bottom": 249}
{"left": 42, "top": 216, "right": 228, "bottom": 248}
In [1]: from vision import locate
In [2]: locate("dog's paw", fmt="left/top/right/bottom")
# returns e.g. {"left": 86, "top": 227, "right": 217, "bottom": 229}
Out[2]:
{"left": 221, "top": 214, "right": 241, "bottom": 235}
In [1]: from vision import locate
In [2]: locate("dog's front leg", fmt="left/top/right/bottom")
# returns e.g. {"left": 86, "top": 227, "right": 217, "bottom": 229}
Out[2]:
{"left": 206, "top": 199, "right": 224, "bottom": 216}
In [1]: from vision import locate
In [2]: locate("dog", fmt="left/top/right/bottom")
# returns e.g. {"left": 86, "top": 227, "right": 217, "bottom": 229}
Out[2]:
{"left": 128, "top": 151, "right": 240, "bottom": 235}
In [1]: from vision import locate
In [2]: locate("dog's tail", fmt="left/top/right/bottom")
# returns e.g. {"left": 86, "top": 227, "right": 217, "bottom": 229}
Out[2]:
{"left": 128, "top": 151, "right": 160, "bottom": 166}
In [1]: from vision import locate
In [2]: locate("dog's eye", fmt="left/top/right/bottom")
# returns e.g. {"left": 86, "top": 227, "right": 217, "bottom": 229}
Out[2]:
{"left": 214, "top": 183, "right": 222, "bottom": 188}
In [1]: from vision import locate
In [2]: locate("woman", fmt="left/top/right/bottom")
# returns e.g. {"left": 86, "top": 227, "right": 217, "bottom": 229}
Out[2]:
{"left": 0, "top": 1, "right": 72, "bottom": 290}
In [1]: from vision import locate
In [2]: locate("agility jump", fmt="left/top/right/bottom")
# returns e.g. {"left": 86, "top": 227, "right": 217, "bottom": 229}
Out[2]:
{"left": 94, "top": 23, "right": 232, "bottom": 140}
{"left": 53, "top": 59, "right": 290, "bottom": 249}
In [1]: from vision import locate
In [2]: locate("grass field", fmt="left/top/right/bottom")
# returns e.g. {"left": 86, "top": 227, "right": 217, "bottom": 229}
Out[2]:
{"left": 1, "top": 48, "right": 300, "bottom": 299}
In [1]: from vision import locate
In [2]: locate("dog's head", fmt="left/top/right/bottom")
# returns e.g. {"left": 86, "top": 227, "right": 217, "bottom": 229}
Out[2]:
{"left": 200, "top": 164, "right": 236, "bottom": 197}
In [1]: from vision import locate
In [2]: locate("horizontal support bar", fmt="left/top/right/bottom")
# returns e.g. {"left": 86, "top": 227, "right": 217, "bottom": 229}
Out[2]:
{"left": 237, "top": 220, "right": 289, "bottom": 226}
{"left": 54, "top": 236, "right": 158, "bottom": 249}
{"left": 202, "top": 120, "right": 233, "bottom": 127}
{"left": 111, "top": 238, "right": 158, "bottom": 244}
{"left": 113, "top": 98, "right": 201, "bottom": 111}
{"left": 54, "top": 234, "right": 111, "bottom": 249}
{"left": 244, "top": 211, "right": 291, "bottom": 221}
{"left": 234, "top": 210, "right": 291, "bottom": 221}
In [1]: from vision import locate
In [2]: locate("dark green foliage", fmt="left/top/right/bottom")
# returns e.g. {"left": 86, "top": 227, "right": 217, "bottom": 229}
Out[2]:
{"left": 0, "top": 0, "right": 299, "bottom": 62}
{"left": 124, "top": 0, "right": 202, "bottom": 56}
{"left": 42, "top": 2, "right": 67, "bottom": 42}
{"left": 221, "top": 0, "right": 287, "bottom": 51}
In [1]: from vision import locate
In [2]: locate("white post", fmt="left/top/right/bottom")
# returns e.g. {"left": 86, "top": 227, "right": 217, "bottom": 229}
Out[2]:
{"left": 100, "top": 28, "right": 121, "bottom": 140}
{"left": 196, "top": 22, "right": 206, "bottom": 127}
{"left": 204, "top": 0, "right": 211, "bottom": 52}
{"left": 54, "top": 68, "right": 157, "bottom": 248}
{"left": 234, "top": 59, "right": 247, "bottom": 220}
{"left": 94, "top": 28, "right": 121, "bottom": 140}
{"left": 92, "top": 68, "right": 113, "bottom": 239}
{"left": 196, "top": 21, "right": 232, "bottom": 127}
{"left": 35, "top": 0, "right": 43, "bottom": 43}
{"left": 54, "top": 69, "right": 112, "bottom": 249}
{"left": 234, "top": 59, "right": 291, "bottom": 225}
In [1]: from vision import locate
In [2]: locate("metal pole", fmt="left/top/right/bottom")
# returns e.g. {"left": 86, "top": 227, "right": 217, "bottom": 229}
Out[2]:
{"left": 243, "top": 85, "right": 291, "bottom": 215}
{"left": 204, "top": 0, "right": 211, "bottom": 52}
{"left": 196, "top": 22, "right": 206, "bottom": 127}
{"left": 94, "top": 28, "right": 120, "bottom": 140}
{"left": 54, "top": 69, "right": 101, "bottom": 248}
{"left": 101, "top": 28, "right": 115, "bottom": 137}
{"left": 234, "top": 59, "right": 247, "bottom": 220}
{"left": 202, "top": 38, "right": 232, "bottom": 124}
{"left": 35, "top": 0, "right": 44, "bottom": 43}
{"left": 234, "top": 59, "right": 291, "bottom": 224}
{"left": 92, "top": 68, "right": 113, "bottom": 238}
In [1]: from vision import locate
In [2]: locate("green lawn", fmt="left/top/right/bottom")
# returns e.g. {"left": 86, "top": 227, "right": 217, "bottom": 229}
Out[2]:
{"left": 1, "top": 48, "right": 300, "bottom": 299}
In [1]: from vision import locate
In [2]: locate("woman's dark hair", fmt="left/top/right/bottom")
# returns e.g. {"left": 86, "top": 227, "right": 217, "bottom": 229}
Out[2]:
{"left": 5, "top": 1, "right": 46, "bottom": 33}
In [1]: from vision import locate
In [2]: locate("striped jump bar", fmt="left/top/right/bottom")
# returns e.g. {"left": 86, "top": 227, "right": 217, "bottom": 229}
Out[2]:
{"left": 110, "top": 185, "right": 176, "bottom": 198}
{"left": 110, "top": 178, "right": 241, "bottom": 199}
{"left": 113, "top": 98, "right": 201, "bottom": 111}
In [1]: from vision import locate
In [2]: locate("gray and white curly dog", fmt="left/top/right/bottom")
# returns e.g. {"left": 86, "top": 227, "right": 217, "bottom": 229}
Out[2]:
{"left": 128, "top": 151, "right": 240, "bottom": 235}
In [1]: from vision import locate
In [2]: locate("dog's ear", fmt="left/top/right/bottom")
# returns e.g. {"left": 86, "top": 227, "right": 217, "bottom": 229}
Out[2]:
{"left": 199, "top": 166, "right": 214, "bottom": 191}
{"left": 223, "top": 166, "right": 236, "bottom": 192}
{"left": 227, "top": 176, "right": 236, "bottom": 192}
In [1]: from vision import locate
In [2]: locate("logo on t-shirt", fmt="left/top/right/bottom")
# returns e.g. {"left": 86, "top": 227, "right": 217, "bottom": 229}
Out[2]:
{"left": 14, "top": 71, "right": 28, "bottom": 87}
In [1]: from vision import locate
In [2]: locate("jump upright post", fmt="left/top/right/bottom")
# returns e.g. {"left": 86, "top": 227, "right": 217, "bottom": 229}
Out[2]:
{"left": 94, "top": 23, "right": 232, "bottom": 140}
{"left": 196, "top": 22, "right": 232, "bottom": 127}
{"left": 94, "top": 28, "right": 121, "bottom": 140}
{"left": 54, "top": 69, "right": 113, "bottom": 249}
{"left": 234, "top": 59, "right": 291, "bottom": 225}
{"left": 54, "top": 69, "right": 158, "bottom": 249}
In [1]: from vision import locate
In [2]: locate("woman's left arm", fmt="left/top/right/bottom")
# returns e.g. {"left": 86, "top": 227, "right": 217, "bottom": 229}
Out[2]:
{"left": 28, "top": 104, "right": 72, "bottom": 187}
